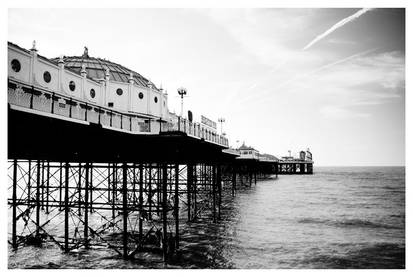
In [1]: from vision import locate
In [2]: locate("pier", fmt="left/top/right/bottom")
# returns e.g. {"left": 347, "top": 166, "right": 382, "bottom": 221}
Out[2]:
{"left": 7, "top": 41, "right": 313, "bottom": 264}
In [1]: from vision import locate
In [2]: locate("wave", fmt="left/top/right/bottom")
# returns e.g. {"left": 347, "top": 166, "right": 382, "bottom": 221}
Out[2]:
{"left": 297, "top": 217, "right": 402, "bottom": 229}
{"left": 303, "top": 242, "right": 405, "bottom": 269}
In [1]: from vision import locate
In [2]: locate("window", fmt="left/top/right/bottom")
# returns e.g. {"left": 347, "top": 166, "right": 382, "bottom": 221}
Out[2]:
{"left": 90, "top": 89, "right": 96, "bottom": 98}
{"left": 163, "top": 101, "right": 165, "bottom": 107}
{"left": 69, "top": 81, "right": 76, "bottom": 91}
{"left": 43, "top": 71, "right": 51, "bottom": 83}
{"left": 138, "top": 92, "right": 144, "bottom": 99}
{"left": 11, "top": 59, "right": 21, "bottom": 72}
{"left": 108, "top": 102, "right": 114, "bottom": 107}
{"left": 116, "top": 88, "right": 123, "bottom": 96}
{"left": 154, "top": 96, "right": 158, "bottom": 103}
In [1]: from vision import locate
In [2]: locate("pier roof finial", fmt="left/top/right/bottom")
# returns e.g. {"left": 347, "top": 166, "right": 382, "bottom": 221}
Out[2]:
{"left": 30, "top": 40, "right": 37, "bottom": 52}
{"left": 83, "top": 46, "right": 89, "bottom": 58}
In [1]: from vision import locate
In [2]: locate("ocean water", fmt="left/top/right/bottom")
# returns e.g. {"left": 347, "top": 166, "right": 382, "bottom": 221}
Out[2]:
{"left": 8, "top": 166, "right": 405, "bottom": 269}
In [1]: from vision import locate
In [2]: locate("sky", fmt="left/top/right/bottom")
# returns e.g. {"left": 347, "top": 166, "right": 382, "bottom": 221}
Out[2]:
{"left": 8, "top": 8, "right": 405, "bottom": 166}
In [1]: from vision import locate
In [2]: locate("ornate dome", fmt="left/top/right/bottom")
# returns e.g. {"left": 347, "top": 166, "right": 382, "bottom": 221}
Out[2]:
{"left": 51, "top": 48, "right": 158, "bottom": 89}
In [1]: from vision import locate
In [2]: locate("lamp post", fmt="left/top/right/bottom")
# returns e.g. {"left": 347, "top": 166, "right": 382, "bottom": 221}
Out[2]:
{"left": 177, "top": 87, "right": 187, "bottom": 117}
{"left": 218, "top": 117, "right": 225, "bottom": 135}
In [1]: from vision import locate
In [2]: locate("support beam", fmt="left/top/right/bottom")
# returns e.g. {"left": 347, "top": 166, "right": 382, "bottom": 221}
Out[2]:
{"left": 174, "top": 163, "right": 179, "bottom": 249}
{"left": 212, "top": 165, "right": 216, "bottom": 223}
{"left": 64, "top": 162, "right": 69, "bottom": 252}
{"left": 36, "top": 160, "right": 41, "bottom": 236}
{"left": 139, "top": 163, "right": 143, "bottom": 241}
{"left": 84, "top": 163, "right": 89, "bottom": 249}
{"left": 27, "top": 160, "right": 32, "bottom": 209}
{"left": 187, "top": 164, "right": 193, "bottom": 222}
{"left": 148, "top": 164, "right": 152, "bottom": 220}
{"left": 12, "top": 159, "right": 17, "bottom": 249}
{"left": 89, "top": 164, "right": 93, "bottom": 213}
{"left": 162, "top": 164, "right": 168, "bottom": 263}
{"left": 59, "top": 162, "right": 63, "bottom": 211}
{"left": 78, "top": 163, "right": 82, "bottom": 216}
{"left": 122, "top": 163, "right": 128, "bottom": 259}
{"left": 217, "top": 164, "right": 222, "bottom": 220}
{"left": 45, "top": 161, "right": 50, "bottom": 214}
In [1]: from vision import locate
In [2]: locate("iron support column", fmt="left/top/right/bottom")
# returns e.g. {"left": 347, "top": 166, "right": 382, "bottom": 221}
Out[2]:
{"left": 174, "top": 163, "right": 179, "bottom": 249}
{"left": 27, "top": 160, "right": 31, "bottom": 208}
{"left": 217, "top": 164, "right": 222, "bottom": 220}
{"left": 45, "top": 161, "right": 50, "bottom": 213}
{"left": 122, "top": 163, "right": 128, "bottom": 258}
{"left": 12, "top": 159, "right": 17, "bottom": 249}
{"left": 64, "top": 162, "right": 69, "bottom": 252}
{"left": 36, "top": 160, "right": 41, "bottom": 236}
{"left": 84, "top": 163, "right": 89, "bottom": 248}
{"left": 162, "top": 164, "right": 168, "bottom": 263}
{"left": 212, "top": 165, "right": 216, "bottom": 223}
{"left": 139, "top": 163, "right": 143, "bottom": 240}
{"left": 187, "top": 164, "right": 193, "bottom": 222}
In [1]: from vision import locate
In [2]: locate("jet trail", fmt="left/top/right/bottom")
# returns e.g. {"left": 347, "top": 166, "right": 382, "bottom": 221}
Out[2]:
{"left": 303, "top": 8, "right": 374, "bottom": 50}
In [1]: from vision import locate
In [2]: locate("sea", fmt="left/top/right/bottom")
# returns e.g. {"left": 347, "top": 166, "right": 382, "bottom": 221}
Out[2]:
{"left": 8, "top": 166, "right": 405, "bottom": 269}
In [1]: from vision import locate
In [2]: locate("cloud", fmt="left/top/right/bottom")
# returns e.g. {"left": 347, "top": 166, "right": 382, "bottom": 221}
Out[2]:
{"left": 303, "top": 8, "right": 374, "bottom": 50}
{"left": 320, "top": 105, "right": 371, "bottom": 119}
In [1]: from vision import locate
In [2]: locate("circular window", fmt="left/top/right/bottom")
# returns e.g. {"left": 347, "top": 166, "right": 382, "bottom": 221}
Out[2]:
{"left": 11, "top": 59, "right": 21, "bottom": 72}
{"left": 69, "top": 81, "right": 76, "bottom": 91}
{"left": 154, "top": 96, "right": 158, "bottom": 103}
{"left": 116, "top": 88, "right": 123, "bottom": 96}
{"left": 43, "top": 71, "right": 51, "bottom": 83}
{"left": 138, "top": 92, "right": 144, "bottom": 99}
{"left": 90, "top": 89, "right": 96, "bottom": 98}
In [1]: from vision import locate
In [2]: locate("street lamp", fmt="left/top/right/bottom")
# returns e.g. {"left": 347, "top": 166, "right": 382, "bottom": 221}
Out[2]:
{"left": 177, "top": 87, "right": 187, "bottom": 117}
{"left": 218, "top": 117, "right": 225, "bottom": 135}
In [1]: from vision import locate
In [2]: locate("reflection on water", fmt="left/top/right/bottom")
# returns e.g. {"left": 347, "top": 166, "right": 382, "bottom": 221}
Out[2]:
{"left": 9, "top": 167, "right": 405, "bottom": 269}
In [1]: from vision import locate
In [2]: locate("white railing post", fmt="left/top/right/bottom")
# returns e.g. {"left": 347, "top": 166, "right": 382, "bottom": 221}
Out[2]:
{"left": 58, "top": 56, "right": 65, "bottom": 94}
{"left": 29, "top": 41, "right": 38, "bottom": 85}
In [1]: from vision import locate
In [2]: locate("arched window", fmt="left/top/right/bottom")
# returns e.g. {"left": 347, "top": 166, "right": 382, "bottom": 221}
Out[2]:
{"left": 154, "top": 96, "right": 158, "bottom": 103}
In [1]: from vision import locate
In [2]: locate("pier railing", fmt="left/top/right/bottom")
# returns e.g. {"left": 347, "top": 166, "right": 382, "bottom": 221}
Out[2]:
{"left": 8, "top": 81, "right": 229, "bottom": 147}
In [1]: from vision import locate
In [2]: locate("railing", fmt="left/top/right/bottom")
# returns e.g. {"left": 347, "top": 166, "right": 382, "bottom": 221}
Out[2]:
{"left": 161, "top": 114, "right": 228, "bottom": 147}
{"left": 8, "top": 82, "right": 229, "bottom": 147}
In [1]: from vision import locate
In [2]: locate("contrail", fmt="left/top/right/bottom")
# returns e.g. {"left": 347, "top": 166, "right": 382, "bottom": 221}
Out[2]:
{"left": 273, "top": 47, "right": 379, "bottom": 90}
{"left": 303, "top": 8, "right": 374, "bottom": 50}
{"left": 237, "top": 47, "right": 379, "bottom": 105}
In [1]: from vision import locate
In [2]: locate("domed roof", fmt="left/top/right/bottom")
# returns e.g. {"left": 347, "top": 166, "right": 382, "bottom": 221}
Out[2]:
{"left": 51, "top": 49, "right": 158, "bottom": 89}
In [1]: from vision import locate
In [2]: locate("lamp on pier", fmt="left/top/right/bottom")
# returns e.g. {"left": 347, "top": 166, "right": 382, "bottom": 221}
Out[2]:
{"left": 177, "top": 87, "right": 187, "bottom": 117}
{"left": 218, "top": 117, "right": 225, "bottom": 135}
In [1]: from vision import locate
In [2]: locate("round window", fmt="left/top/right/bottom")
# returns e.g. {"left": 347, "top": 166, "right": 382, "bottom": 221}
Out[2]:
{"left": 154, "top": 96, "right": 158, "bottom": 103}
{"left": 90, "top": 88, "right": 96, "bottom": 98}
{"left": 69, "top": 81, "right": 76, "bottom": 91}
{"left": 138, "top": 92, "right": 144, "bottom": 99}
{"left": 116, "top": 88, "right": 123, "bottom": 96}
{"left": 11, "top": 59, "right": 21, "bottom": 72}
{"left": 43, "top": 71, "right": 51, "bottom": 83}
